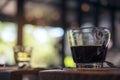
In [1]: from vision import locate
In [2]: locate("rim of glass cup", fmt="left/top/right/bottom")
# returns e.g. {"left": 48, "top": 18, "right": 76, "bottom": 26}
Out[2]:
{"left": 67, "top": 26, "right": 111, "bottom": 47}
{"left": 67, "top": 27, "right": 110, "bottom": 31}
{"left": 13, "top": 45, "right": 32, "bottom": 52}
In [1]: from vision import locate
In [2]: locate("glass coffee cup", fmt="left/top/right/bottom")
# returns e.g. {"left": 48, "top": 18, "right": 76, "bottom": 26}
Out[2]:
{"left": 67, "top": 27, "right": 111, "bottom": 68}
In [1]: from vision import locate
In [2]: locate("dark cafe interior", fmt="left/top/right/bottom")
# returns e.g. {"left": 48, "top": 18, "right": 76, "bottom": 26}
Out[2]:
{"left": 0, "top": 0, "right": 120, "bottom": 80}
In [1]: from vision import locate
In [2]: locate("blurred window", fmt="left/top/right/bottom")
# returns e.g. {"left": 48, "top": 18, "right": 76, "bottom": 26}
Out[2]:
{"left": 23, "top": 24, "right": 64, "bottom": 67}
{"left": 23, "top": 0, "right": 63, "bottom": 67}
{"left": 0, "top": 21, "right": 17, "bottom": 65}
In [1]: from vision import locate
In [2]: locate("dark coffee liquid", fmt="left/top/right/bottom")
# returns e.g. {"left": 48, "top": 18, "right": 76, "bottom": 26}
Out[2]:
{"left": 71, "top": 46, "right": 107, "bottom": 63}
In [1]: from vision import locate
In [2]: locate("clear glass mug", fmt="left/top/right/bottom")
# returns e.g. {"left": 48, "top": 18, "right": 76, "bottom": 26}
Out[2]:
{"left": 67, "top": 27, "right": 111, "bottom": 68}
{"left": 13, "top": 45, "right": 32, "bottom": 68}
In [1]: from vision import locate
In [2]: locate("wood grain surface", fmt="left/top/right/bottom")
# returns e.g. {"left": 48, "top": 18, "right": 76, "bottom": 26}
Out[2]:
{"left": 39, "top": 68, "right": 120, "bottom": 80}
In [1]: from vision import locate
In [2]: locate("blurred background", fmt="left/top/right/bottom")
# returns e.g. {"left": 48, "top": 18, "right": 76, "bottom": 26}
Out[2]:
{"left": 0, "top": 0, "right": 120, "bottom": 68}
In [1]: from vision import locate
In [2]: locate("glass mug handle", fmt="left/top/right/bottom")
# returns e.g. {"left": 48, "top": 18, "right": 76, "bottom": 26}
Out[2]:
{"left": 95, "top": 28, "right": 111, "bottom": 47}
{"left": 104, "top": 29, "right": 111, "bottom": 47}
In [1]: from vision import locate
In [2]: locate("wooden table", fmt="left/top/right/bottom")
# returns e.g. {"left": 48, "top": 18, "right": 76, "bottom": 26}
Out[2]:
{"left": 11, "top": 68, "right": 42, "bottom": 80}
{"left": 39, "top": 68, "right": 120, "bottom": 80}
{"left": 0, "top": 67, "right": 45, "bottom": 80}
